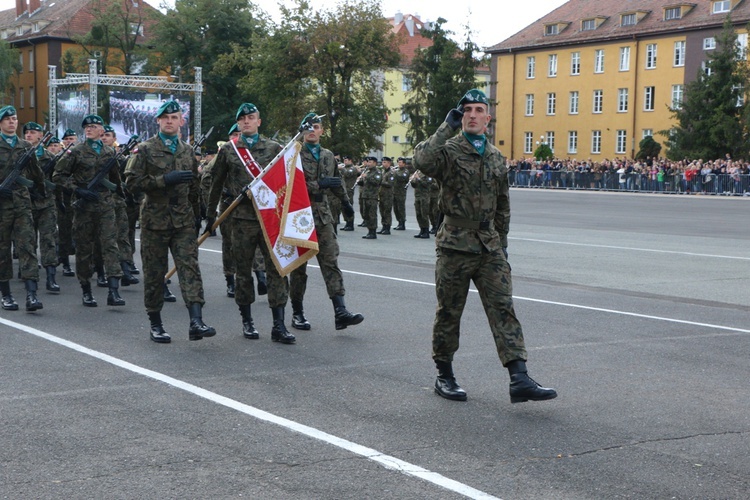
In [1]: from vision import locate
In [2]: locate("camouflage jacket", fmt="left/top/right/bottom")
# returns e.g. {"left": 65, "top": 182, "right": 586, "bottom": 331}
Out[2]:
{"left": 300, "top": 145, "right": 349, "bottom": 226}
{"left": 207, "top": 136, "right": 282, "bottom": 221}
{"left": 409, "top": 170, "right": 436, "bottom": 201}
{"left": 378, "top": 166, "right": 394, "bottom": 196}
{"left": 31, "top": 148, "right": 56, "bottom": 209}
{"left": 123, "top": 136, "right": 200, "bottom": 231}
{"left": 54, "top": 141, "right": 120, "bottom": 213}
{"left": 413, "top": 122, "right": 509, "bottom": 253}
{"left": 0, "top": 136, "right": 45, "bottom": 210}
{"left": 391, "top": 167, "right": 410, "bottom": 196}
{"left": 340, "top": 164, "right": 360, "bottom": 191}
{"left": 356, "top": 166, "right": 382, "bottom": 200}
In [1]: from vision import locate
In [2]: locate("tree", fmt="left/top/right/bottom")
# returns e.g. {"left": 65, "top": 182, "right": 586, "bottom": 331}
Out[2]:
{"left": 662, "top": 17, "right": 748, "bottom": 160}
{"left": 402, "top": 19, "right": 480, "bottom": 146}
{"left": 635, "top": 135, "right": 662, "bottom": 160}
{"left": 0, "top": 40, "right": 21, "bottom": 103}
{"left": 533, "top": 143, "right": 553, "bottom": 161}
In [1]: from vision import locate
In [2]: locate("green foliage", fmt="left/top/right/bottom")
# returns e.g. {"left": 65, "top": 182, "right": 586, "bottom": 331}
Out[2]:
{"left": 662, "top": 17, "right": 748, "bottom": 160}
{"left": 403, "top": 18, "right": 480, "bottom": 146}
{"left": 0, "top": 40, "right": 21, "bottom": 102}
{"left": 635, "top": 135, "right": 662, "bottom": 160}
{"left": 533, "top": 143, "right": 553, "bottom": 161}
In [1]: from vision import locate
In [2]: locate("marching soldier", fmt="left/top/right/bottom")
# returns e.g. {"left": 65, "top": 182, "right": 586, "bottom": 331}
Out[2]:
{"left": 124, "top": 100, "right": 215, "bottom": 343}
{"left": 410, "top": 169, "right": 434, "bottom": 239}
{"left": 391, "top": 157, "right": 410, "bottom": 230}
{"left": 288, "top": 113, "right": 363, "bottom": 331}
{"left": 376, "top": 156, "right": 395, "bottom": 235}
{"left": 339, "top": 156, "right": 359, "bottom": 231}
{"left": 207, "top": 102, "right": 295, "bottom": 344}
{"left": 53, "top": 115, "right": 125, "bottom": 308}
{"left": 0, "top": 106, "right": 46, "bottom": 312}
{"left": 57, "top": 128, "right": 78, "bottom": 276}
{"left": 356, "top": 156, "right": 381, "bottom": 239}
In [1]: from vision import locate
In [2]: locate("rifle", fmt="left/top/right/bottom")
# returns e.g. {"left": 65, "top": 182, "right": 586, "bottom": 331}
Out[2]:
{"left": 192, "top": 126, "right": 214, "bottom": 155}
{"left": 71, "top": 134, "right": 141, "bottom": 210}
{"left": 0, "top": 131, "right": 53, "bottom": 193}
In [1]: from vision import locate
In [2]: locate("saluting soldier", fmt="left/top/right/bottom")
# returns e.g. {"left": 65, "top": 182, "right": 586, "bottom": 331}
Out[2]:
{"left": 124, "top": 100, "right": 215, "bottom": 344}
{"left": 356, "top": 156, "right": 381, "bottom": 239}
{"left": 339, "top": 155, "right": 359, "bottom": 231}
{"left": 23, "top": 122, "right": 60, "bottom": 293}
{"left": 413, "top": 88, "right": 557, "bottom": 404}
{"left": 207, "top": 103, "right": 295, "bottom": 344}
{"left": 391, "top": 157, "right": 410, "bottom": 230}
{"left": 288, "top": 113, "right": 363, "bottom": 332}
{"left": 0, "top": 106, "right": 46, "bottom": 312}
{"left": 376, "top": 156, "right": 395, "bottom": 235}
{"left": 57, "top": 128, "right": 78, "bottom": 277}
{"left": 53, "top": 114, "right": 126, "bottom": 308}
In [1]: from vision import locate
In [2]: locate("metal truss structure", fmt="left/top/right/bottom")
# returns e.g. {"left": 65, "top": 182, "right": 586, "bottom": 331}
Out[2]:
{"left": 48, "top": 60, "right": 203, "bottom": 140}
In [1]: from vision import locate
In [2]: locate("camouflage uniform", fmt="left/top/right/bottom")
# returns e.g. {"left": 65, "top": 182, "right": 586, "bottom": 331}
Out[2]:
{"left": 410, "top": 170, "right": 434, "bottom": 231}
{"left": 428, "top": 179, "right": 440, "bottom": 230}
{"left": 201, "top": 155, "right": 235, "bottom": 276}
{"left": 391, "top": 164, "right": 410, "bottom": 227}
{"left": 53, "top": 141, "right": 123, "bottom": 285}
{"left": 340, "top": 162, "right": 359, "bottom": 225}
{"left": 124, "top": 136, "right": 205, "bottom": 312}
{"left": 356, "top": 165, "right": 381, "bottom": 232}
{"left": 377, "top": 164, "right": 394, "bottom": 230}
{"left": 414, "top": 121, "right": 527, "bottom": 366}
{"left": 31, "top": 148, "right": 59, "bottom": 268}
{"left": 207, "top": 136, "right": 288, "bottom": 308}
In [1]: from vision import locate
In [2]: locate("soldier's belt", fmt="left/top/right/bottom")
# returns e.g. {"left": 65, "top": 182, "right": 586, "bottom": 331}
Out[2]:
{"left": 443, "top": 215, "right": 490, "bottom": 230}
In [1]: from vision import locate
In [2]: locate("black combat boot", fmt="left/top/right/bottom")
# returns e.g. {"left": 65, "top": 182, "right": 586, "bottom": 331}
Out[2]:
{"left": 362, "top": 229, "right": 377, "bottom": 239}
{"left": 239, "top": 304, "right": 259, "bottom": 339}
{"left": 225, "top": 274, "right": 235, "bottom": 298}
{"left": 434, "top": 360, "right": 467, "bottom": 401}
{"left": 291, "top": 299, "right": 311, "bottom": 330}
{"left": 25, "top": 280, "right": 43, "bottom": 311}
{"left": 507, "top": 360, "right": 557, "bottom": 404}
{"left": 332, "top": 295, "right": 364, "bottom": 330}
{"left": 394, "top": 222, "right": 406, "bottom": 230}
{"left": 45, "top": 265, "right": 60, "bottom": 292}
{"left": 96, "top": 266, "right": 107, "bottom": 287}
{"left": 148, "top": 311, "right": 171, "bottom": 343}
{"left": 188, "top": 303, "right": 216, "bottom": 340}
{"left": 429, "top": 226, "right": 438, "bottom": 234}
{"left": 341, "top": 221, "right": 354, "bottom": 231}
{"left": 60, "top": 255, "right": 75, "bottom": 277}
{"left": 270, "top": 306, "right": 296, "bottom": 344}
{"left": 129, "top": 261, "right": 140, "bottom": 275}
{"left": 357, "top": 220, "right": 367, "bottom": 227}
{"left": 377, "top": 225, "right": 391, "bottom": 235}
{"left": 163, "top": 283, "right": 177, "bottom": 302}
{"left": 255, "top": 270, "right": 267, "bottom": 295}
{"left": 106, "top": 277, "right": 126, "bottom": 306}
{"left": 81, "top": 282, "right": 97, "bottom": 307}
{"left": 1, "top": 280, "right": 18, "bottom": 311}
{"left": 120, "top": 261, "right": 139, "bottom": 286}
{"left": 414, "top": 228, "right": 430, "bottom": 239}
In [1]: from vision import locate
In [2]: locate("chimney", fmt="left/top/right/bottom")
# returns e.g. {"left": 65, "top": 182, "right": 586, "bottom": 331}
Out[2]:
{"left": 28, "top": 0, "right": 40, "bottom": 15}
{"left": 405, "top": 16, "right": 414, "bottom": 36}
{"left": 16, "top": 0, "right": 26, "bottom": 17}
{"left": 394, "top": 11, "right": 403, "bottom": 24}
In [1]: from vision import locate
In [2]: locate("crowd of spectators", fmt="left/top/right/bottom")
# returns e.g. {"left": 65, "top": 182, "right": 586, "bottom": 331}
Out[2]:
{"left": 508, "top": 156, "right": 750, "bottom": 195}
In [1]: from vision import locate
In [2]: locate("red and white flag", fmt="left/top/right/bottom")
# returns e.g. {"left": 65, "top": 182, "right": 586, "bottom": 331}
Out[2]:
{"left": 250, "top": 140, "right": 318, "bottom": 276}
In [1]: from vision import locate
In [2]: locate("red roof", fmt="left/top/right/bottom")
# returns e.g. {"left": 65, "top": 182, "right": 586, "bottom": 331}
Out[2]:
{"left": 387, "top": 13, "right": 434, "bottom": 66}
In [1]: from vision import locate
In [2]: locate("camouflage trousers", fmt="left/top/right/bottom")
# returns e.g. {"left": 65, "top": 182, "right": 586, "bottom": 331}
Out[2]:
{"left": 57, "top": 191, "right": 75, "bottom": 257}
{"left": 429, "top": 194, "right": 440, "bottom": 228}
{"left": 329, "top": 195, "right": 342, "bottom": 226}
{"left": 0, "top": 199, "right": 39, "bottom": 281}
{"left": 393, "top": 192, "right": 407, "bottom": 225}
{"left": 232, "top": 217, "right": 288, "bottom": 308}
{"left": 362, "top": 198, "right": 378, "bottom": 231}
{"left": 344, "top": 187, "right": 356, "bottom": 223}
{"left": 114, "top": 196, "right": 133, "bottom": 263}
{"left": 73, "top": 206, "right": 122, "bottom": 284}
{"left": 140, "top": 225, "right": 205, "bottom": 313}
{"left": 378, "top": 190, "right": 393, "bottom": 227}
{"left": 32, "top": 203, "right": 59, "bottom": 267}
{"left": 252, "top": 247, "right": 264, "bottom": 272}
{"left": 432, "top": 247, "right": 527, "bottom": 366}
{"left": 126, "top": 197, "right": 140, "bottom": 256}
{"left": 414, "top": 195, "right": 431, "bottom": 229}
{"left": 358, "top": 192, "right": 365, "bottom": 220}
{"left": 290, "top": 222, "right": 344, "bottom": 301}
{"left": 219, "top": 201, "right": 235, "bottom": 275}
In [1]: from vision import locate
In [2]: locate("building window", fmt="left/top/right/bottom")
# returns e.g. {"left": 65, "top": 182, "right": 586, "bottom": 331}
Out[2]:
{"left": 524, "top": 132, "right": 534, "bottom": 154}
{"left": 593, "top": 90, "right": 603, "bottom": 113}
{"left": 674, "top": 41, "right": 686, "bottom": 66}
{"left": 400, "top": 112, "right": 410, "bottom": 123}
{"left": 130, "top": 23, "right": 144, "bottom": 36}
{"left": 735, "top": 85, "right": 745, "bottom": 107}
{"left": 704, "top": 37, "right": 716, "bottom": 50}
{"left": 644, "top": 86, "right": 655, "bottom": 111}
{"left": 28, "top": 50, "right": 33, "bottom": 72}
{"left": 568, "top": 131, "right": 578, "bottom": 154}
{"left": 547, "top": 93, "right": 556, "bottom": 115}
{"left": 713, "top": 1, "right": 731, "bottom": 14}
{"left": 646, "top": 44, "right": 657, "bottom": 69}
{"left": 19, "top": 53, "right": 23, "bottom": 72}
{"left": 19, "top": 88, "right": 24, "bottom": 109}
{"left": 392, "top": 136, "right": 400, "bottom": 143}
{"left": 548, "top": 54, "right": 558, "bottom": 77}
{"left": 671, "top": 84, "right": 684, "bottom": 109}
{"left": 616, "top": 130, "right": 627, "bottom": 154}
{"left": 32, "top": 22, "right": 40, "bottom": 32}
{"left": 619, "top": 46, "right": 630, "bottom": 71}
{"left": 527, "top": 56, "right": 536, "bottom": 79}
{"left": 571, "top": 51, "right": 580, "bottom": 75}
{"left": 621, "top": 13, "right": 636, "bottom": 26}
{"left": 618, "top": 88, "right": 629, "bottom": 112}
{"left": 737, "top": 33, "right": 748, "bottom": 60}
{"left": 591, "top": 130, "right": 602, "bottom": 154}
{"left": 594, "top": 49, "right": 604, "bottom": 73}
{"left": 525, "top": 94, "right": 535, "bottom": 116}
{"left": 582, "top": 19, "right": 597, "bottom": 31}
{"left": 569, "top": 91, "right": 579, "bottom": 114}
{"left": 545, "top": 24, "right": 559, "bottom": 36}
{"left": 16, "top": 26, "right": 23, "bottom": 36}
{"left": 643, "top": 129, "right": 653, "bottom": 139}
{"left": 402, "top": 75, "right": 411, "bottom": 91}
{"left": 665, "top": 7, "right": 681, "bottom": 20}
{"left": 702, "top": 60, "right": 713, "bottom": 76}
{"left": 546, "top": 131, "right": 555, "bottom": 152}
{"left": 29, "top": 87, "right": 34, "bottom": 108}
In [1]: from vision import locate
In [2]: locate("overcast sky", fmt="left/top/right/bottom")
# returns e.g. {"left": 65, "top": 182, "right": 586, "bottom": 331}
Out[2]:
{"left": 2, "top": 0, "right": 568, "bottom": 50}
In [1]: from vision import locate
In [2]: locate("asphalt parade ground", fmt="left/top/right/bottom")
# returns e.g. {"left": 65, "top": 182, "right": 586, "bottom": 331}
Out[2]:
{"left": 2, "top": 189, "right": 749, "bottom": 499}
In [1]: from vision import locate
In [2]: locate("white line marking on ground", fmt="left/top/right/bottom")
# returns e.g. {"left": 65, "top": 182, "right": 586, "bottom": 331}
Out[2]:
{"left": 2, "top": 317, "right": 500, "bottom": 500}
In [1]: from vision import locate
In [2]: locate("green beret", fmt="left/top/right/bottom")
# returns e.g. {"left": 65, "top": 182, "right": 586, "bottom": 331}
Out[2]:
{"left": 63, "top": 128, "right": 77, "bottom": 138}
{"left": 300, "top": 112, "right": 321, "bottom": 127}
{"left": 81, "top": 115, "right": 104, "bottom": 127}
{"left": 0, "top": 105, "right": 17, "bottom": 120}
{"left": 47, "top": 136, "right": 61, "bottom": 145}
{"left": 458, "top": 88, "right": 489, "bottom": 107}
{"left": 235, "top": 102, "right": 258, "bottom": 121}
{"left": 23, "top": 121, "right": 43, "bottom": 133}
{"left": 228, "top": 123, "right": 239, "bottom": 136}
{"left": 103, "top": 125, "right": 115, "bottom": 134}
{"left": 156, "top": 100, "right": 182, "bottom": 118}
